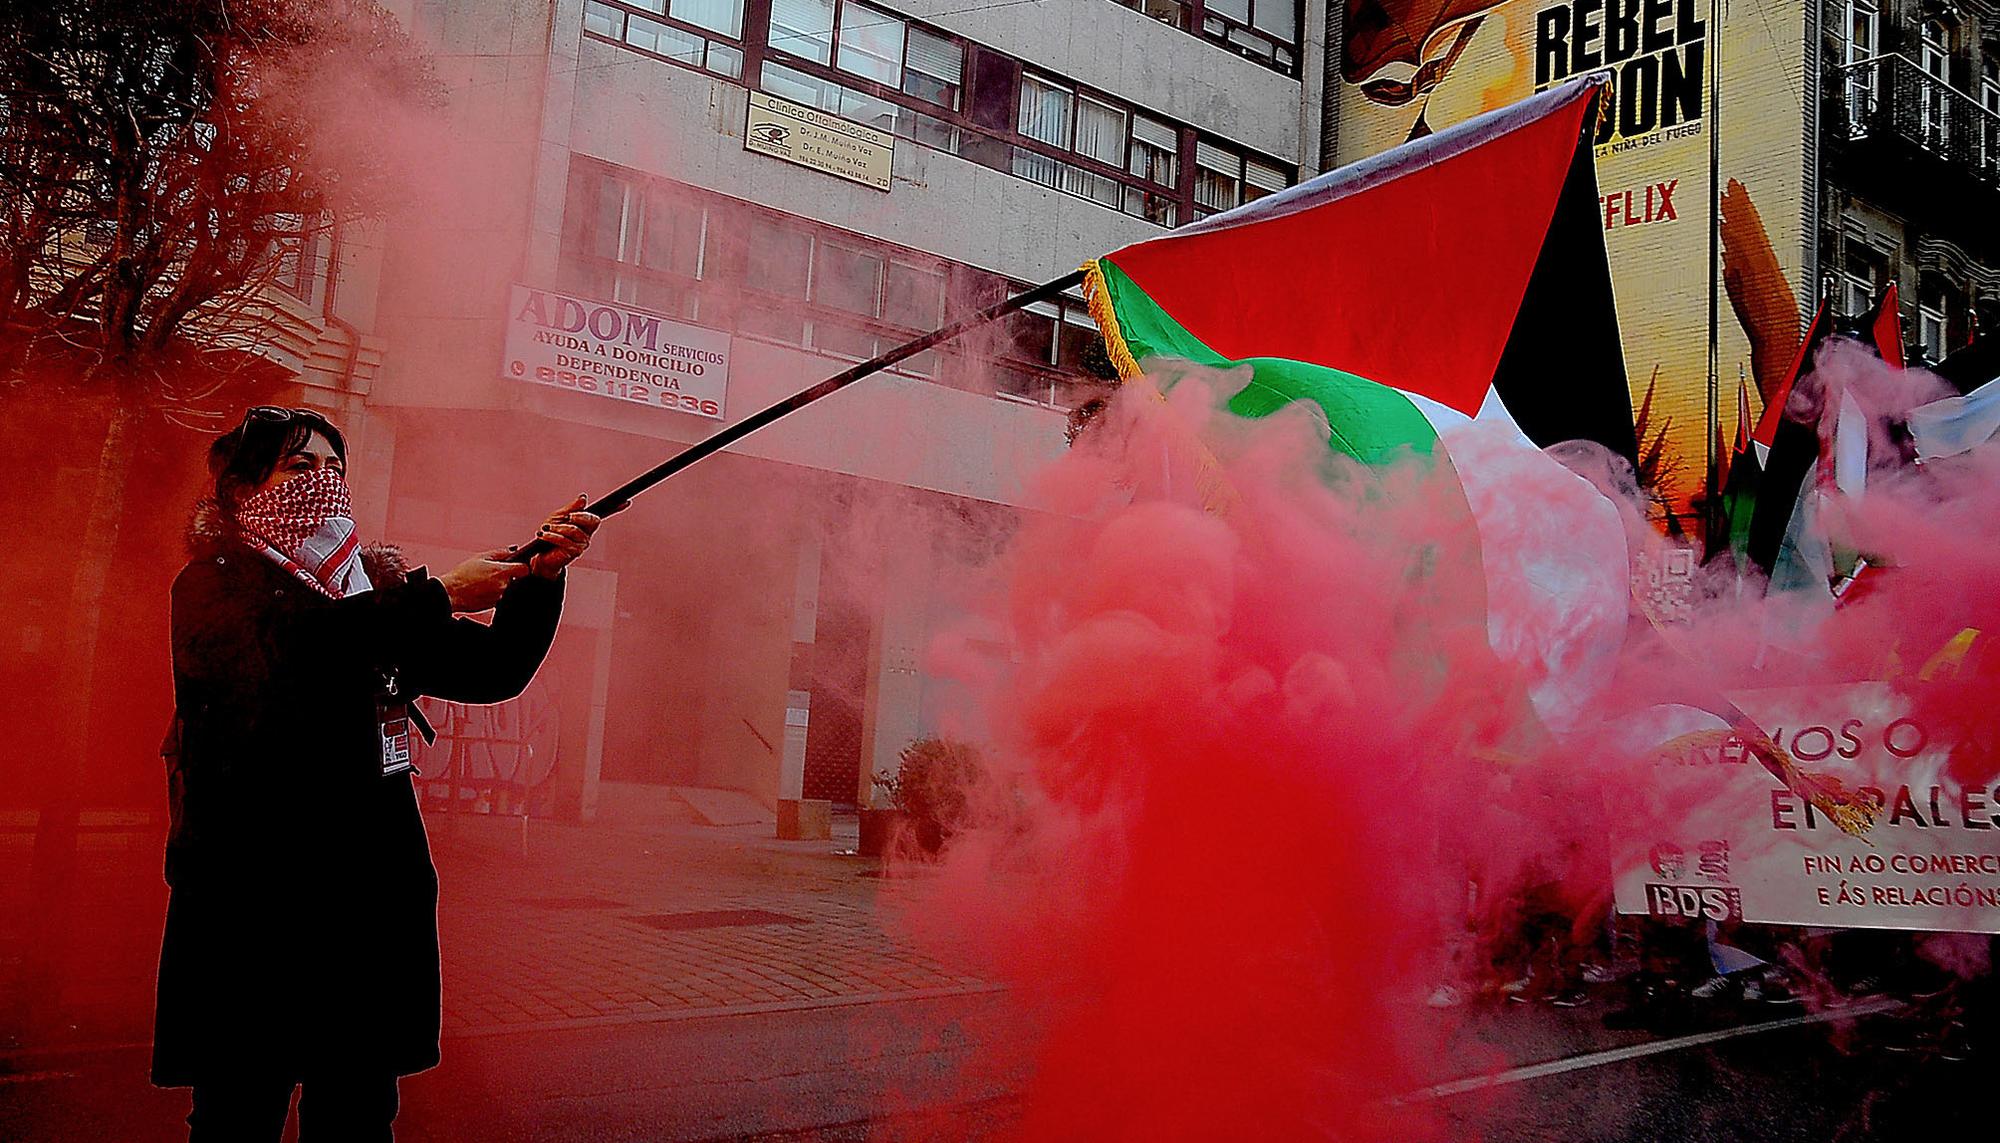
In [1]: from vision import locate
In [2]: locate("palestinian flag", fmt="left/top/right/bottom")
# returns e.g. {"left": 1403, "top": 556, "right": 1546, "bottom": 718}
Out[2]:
{"left": 1748, "top": 298, "right": 1830, "bottom": 467}
{"left": 1710, "top": 370, "right": 1762, "bottom": 563}
{"left": 1745, "top": 288, "right": 1901, "bottom": 582}
{"left": 1081, "top": 77, "right": 1637, "bottom": 469}
{"left": 1078, "top": 78, "right": 1640, "bottom": 742}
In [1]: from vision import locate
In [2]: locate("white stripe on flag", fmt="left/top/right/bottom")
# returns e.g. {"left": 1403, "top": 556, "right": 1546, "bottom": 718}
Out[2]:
{"left": 1908, "top": 379, "right": 2000, "bottom": 462}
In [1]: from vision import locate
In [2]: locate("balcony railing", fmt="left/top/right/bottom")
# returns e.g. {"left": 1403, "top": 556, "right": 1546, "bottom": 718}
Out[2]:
{"left": 1831, "top": 53, "right": 2000, "bottom": 182}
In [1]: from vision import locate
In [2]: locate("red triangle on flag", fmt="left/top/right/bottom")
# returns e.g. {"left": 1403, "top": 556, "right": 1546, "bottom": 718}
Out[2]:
{"left": 1871, "top": 282, "right": 1905, "bottom": 370}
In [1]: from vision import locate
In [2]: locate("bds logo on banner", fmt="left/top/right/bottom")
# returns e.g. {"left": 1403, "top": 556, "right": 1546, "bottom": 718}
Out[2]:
{"left": 1645, "top": 883, "right": 1744, "bottom": 922}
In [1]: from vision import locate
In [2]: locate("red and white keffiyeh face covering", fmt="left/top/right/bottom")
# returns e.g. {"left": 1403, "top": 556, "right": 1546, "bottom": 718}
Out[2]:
{"left": 233, "top": 466, "right": 373, "bottom": 599}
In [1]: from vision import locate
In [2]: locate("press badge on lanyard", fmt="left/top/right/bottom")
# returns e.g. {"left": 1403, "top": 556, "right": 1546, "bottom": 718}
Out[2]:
{"left": 379, "top": 701, "right": 414, "bottom": 777}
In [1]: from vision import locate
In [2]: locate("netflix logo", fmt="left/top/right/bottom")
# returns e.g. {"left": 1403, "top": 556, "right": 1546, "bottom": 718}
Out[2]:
{"left": 1601, "top": 179, "right": 1679, "bottom": 230}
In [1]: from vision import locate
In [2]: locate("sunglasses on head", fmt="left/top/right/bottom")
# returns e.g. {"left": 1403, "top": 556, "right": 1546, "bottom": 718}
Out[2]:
{"left": 245, "top": 405, "right": 331, "bottom": 427}
{"left": 220, "top": 406, "right": 341, "bottom": 474}
{"left": 239, "top": 406, "right": 341, "bottom": 446}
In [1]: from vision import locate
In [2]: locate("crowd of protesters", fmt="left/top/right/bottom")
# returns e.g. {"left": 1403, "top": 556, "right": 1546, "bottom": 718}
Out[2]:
{"left": 1426, "top": 873, "right": 1991, "bottom": 1061}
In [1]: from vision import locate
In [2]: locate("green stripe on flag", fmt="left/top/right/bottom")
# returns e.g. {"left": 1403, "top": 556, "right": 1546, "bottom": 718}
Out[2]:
{"left": 1095, "top": 258, "right": 1440, "bottom": 465}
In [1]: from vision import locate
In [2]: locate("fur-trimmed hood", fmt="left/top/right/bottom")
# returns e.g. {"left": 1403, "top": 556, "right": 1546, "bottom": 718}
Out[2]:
{"left": 185, "top": 497, "right": 409, "bottom": 587}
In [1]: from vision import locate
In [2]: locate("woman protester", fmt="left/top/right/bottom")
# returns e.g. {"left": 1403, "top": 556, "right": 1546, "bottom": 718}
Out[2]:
{"left": 152, "top": 406, "right": 598, "bottom": 1141}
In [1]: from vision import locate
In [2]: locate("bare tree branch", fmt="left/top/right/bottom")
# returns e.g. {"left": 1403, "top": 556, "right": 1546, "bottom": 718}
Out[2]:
{"left": 0, "top": 0, "right": 436, "bottom": 401}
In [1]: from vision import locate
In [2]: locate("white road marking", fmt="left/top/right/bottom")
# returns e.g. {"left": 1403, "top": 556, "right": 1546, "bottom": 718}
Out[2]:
{"left": 1400, "top": 996, "right": 1906, "bottom": 1103}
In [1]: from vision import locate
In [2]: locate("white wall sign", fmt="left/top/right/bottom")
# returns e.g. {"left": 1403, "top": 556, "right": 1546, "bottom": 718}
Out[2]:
{"left": 502, "top": 284, "right": 731, "bottom": 420}
{"left": 744, "top": 91, "right": 894, "bottom": 191}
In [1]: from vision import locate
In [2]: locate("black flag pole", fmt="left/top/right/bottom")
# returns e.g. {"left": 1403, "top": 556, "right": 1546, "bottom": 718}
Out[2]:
{"left": 511, "top": 268, "right": 1086, "bottom": 562}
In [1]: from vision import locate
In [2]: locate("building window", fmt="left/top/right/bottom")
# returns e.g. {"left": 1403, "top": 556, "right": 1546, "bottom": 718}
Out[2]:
{"left": 990, "top": 288, "right": 1096, "bottom": 407}
{"left": 769, "top": 0, "right": 836, "bottom": 63}
{"left": 1100, "top": 0, "right": 1296, "bottom": 76}
{"left": 1196, "top": 0, "right": 1298, "bottom": 74}
{"left": 1839, "top": 242, "right": 1883, "bottom": 319}
{"left": 1127, "top": 115, "right": 1180, "bottom": 226}
{"left": 762, "top": 2, "right": 967, "bottom": 148}
{"left": 772, "top": 0, "right": 966, "bottom": 109}
{"left": 584, "top": 0, "right": 745, "bottom": 79}
{"left": 1981, "top": 57, "right": 2000, "bottom": 173}
{"left": 741, "top": 221, "right": 814, "bottom": 344}
{"left": 1919, "top": 19, "right": 1950, "bottom": 148}
{"left": 563, "top": 165, "right": 1108, "bottom": 406}
{"left": 760, "top": 60, "right": 961, "bottom": 146}
{"left": 1918, "top": 276, "right": 1950, "bottom": 362}
{"left": 1192, "top": 140, "right": 1285, "bottom": 217}
{"left": 1011, "top": 75, "right": 1126, "bottom": 207}
{"left": 1194, "top": 142, "right": 1239, "bottom": 214}
{"left": 1113, "top": 0, "right": 1188, "bottom": 30}
{"left": 567, "top": 172, "right": 717, "bottom": 316}
{"left": 584, "top": 0, "right": 621, "bottom": 38}
{"left": 1843, "top": 0, "right": 1877, "bottom": 127}
{"left": 828, "top": 2, "right": 965, "bottom": 109}
{"left": 562, "top": 166, "right": 967, "bottom": 380}
{"left": 269, "top": 214, "right": 323, "bottom": 304}
{"left": 903, "top": 26, "right": 964, "bottom": 109}
{"left": 1015, "top": 74, "right": 1073, "bottom": 156}
{"left": 835, "top": 3, "right": 902, "bottom": 84}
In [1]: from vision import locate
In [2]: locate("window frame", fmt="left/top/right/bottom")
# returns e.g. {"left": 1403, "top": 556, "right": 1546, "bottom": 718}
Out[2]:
{"left": 562, "top": 163, "right": 1003, "bottom": 383}
{"left": 986, "top": 284, "right": 1098, "bottom": 410}
{"left": 1917, "top": 273, "right": 1952, "bottom": 363}
{"left": 1842, "top": 0, "right": 1878, "bottom": 125}
{"left": 1980, "top": 58, "right": 2000, "bottom": 172}
{"left": 583, "top": 0, "right": 748, "bottom": 79}
{"left": 768, "top": 0, "right": 968, "bottom": 111}
{"left": 562, "top": 163, "right": 1116, "bottom": 408}
{"left": 1918, "top": 302, "right": 1948, "bottom": 361}
{"left": 1837, "top": 238, "right": 1885, "bottom": 320}
{"left": 1188, "top": 0, "right": 1300, "bottom": 76}
{"left": 1191, "top": 137, "right": 1287, "bottom": 217}
{"left": 1918, "top": 18, "right": 1952, "bottom": 149}
{"left": 1103, "top": 0, "right": 1299, "bottom": 77}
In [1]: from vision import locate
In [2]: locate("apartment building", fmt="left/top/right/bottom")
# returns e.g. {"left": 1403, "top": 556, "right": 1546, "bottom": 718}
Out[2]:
{"left": 291, "top": 0, "right": 1328, "bottom": 821}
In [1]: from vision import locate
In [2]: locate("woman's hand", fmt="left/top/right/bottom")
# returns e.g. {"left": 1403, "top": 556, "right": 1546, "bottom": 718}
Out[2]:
{"left": 526, "top": 495, "right": 601, "bottom": 580}
{"left": 438, "top": 551, "right": 532, "bottom": 613}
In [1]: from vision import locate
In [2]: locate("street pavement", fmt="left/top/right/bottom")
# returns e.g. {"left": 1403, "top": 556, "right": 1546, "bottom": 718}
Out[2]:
{"left": 1, "top": 804, "right": 1990, "bottom": 1140}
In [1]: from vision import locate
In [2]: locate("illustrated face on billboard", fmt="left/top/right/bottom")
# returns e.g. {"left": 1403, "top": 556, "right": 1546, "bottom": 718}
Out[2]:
{"left": 1342, "top": 1, "right": 1507, "bottom": 108}
{"left": 1334, "top": 0, "right": 1813, "bottom": 526}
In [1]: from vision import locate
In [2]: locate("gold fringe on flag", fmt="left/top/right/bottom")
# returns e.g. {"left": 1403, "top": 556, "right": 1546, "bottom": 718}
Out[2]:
{"left": 1077, "top": 260, "right": 1243, "bottom": 519}
{"left": 1081, "top": 259, "right": 1144, "bottom": 381}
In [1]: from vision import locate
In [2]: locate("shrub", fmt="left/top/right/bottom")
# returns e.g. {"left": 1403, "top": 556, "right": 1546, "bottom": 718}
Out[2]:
{"left": 876, "top": 737, "right": 983, "bottom": 853}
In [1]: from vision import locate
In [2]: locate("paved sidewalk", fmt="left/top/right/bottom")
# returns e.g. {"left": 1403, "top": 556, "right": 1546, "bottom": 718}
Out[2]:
{"left": 429, "top": 814, "right": 990, "bottom": 1037}
{"left": 0, "top": 805, "right": 989, "bottom": 1054}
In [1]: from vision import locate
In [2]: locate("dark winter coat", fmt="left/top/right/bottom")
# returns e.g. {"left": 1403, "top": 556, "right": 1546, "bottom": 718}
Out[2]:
{"left": 152, "top": 508, "right": 563, "bottom": 1087}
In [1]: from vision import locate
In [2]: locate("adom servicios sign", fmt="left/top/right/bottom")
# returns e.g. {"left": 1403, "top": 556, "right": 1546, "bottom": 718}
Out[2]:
{"left": 502, "top": 284, "right": 731, "bottom": 420}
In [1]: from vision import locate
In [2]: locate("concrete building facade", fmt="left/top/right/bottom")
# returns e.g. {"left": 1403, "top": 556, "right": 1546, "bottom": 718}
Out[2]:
{"left": 283, "top": 0, "right": 1326, "bottom": 822}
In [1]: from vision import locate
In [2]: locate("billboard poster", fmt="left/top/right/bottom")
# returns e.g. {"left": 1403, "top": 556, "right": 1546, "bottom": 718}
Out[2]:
{"left": 1613, "top": 684, "right": 2000, "bottom": 934}
{"left": 503, "top": 283, "right": 732, "bottom": 420}
{"left": 1337, "top": 1, "right": 1813, "bottom": 524}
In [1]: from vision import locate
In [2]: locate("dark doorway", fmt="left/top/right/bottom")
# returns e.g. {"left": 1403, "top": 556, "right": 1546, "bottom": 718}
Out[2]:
{"left": 799, "top": 596, "right": 870, "bottom": 806}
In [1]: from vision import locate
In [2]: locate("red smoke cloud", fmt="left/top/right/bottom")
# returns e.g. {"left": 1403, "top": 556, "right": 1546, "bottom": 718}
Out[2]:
{"left": 902, "top": 349, "right": 2000, "bottom": 1137}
